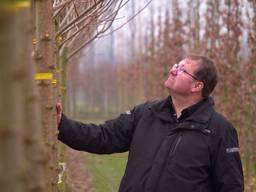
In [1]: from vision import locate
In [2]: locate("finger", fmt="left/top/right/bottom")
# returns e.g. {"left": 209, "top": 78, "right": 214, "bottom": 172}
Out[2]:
{"left": 56, "top": 103, "right": 62, "bottom": 114}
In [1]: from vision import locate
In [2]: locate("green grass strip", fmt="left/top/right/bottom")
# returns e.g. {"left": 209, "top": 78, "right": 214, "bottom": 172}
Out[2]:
{"left": 84, "top": 153, "right": 128, "bottom": 192}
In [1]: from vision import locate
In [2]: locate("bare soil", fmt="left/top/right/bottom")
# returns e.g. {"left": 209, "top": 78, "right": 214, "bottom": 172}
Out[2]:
{"left": 66, "top": 148, "right": 95, "bottom": 192}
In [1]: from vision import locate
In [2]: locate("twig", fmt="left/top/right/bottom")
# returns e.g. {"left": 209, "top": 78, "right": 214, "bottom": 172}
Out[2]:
{"left": 53, "top": 0, "right": 73, "bottom": 11}
{"left": 99, "top": 0, "right": 154, "bottom": 38}
{"left": 56, "top": 0, "right": 104, "bottom": 37}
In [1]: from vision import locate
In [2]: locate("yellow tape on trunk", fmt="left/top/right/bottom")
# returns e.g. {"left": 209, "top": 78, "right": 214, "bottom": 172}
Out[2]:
{"left": 35, "top": 73, "right": 53, "bottom": 80}
{"left": 3, "top": 2, "right": 31, "bottom": 12}
{"left": 14, "top": 2, "right": 30, "bottom": 9}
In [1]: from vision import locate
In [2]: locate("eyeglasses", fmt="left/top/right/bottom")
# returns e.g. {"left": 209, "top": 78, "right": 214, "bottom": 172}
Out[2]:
{"left": 172, "top": 63, "right": 200, "bottom": 81}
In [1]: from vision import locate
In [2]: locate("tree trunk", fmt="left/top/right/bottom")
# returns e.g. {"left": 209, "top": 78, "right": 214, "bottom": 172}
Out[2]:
{"left": 32, "top": 0, "right": 58, "bottom": 190}
{"left": 17, "top": 6, "right": 47, "bottom": 192}
{"left": 0, "top": 6, "right": 24, "bottom": 192}
{"left": 0, "top": 3, "right": 46, "bottom": 191}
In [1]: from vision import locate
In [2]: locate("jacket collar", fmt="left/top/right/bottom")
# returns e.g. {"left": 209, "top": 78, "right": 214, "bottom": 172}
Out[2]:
{"left": 149, "top": 96, "right": 214, "bottom": 125}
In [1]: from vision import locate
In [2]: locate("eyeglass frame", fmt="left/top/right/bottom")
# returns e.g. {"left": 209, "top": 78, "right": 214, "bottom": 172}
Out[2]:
{"left": 171, "top": 63, "right": 201, "bottom": 82}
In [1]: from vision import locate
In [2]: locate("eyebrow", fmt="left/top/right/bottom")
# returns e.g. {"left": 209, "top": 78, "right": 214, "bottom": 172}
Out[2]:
{"left": 179, "top": 63, "right": 200, "bottom": 81}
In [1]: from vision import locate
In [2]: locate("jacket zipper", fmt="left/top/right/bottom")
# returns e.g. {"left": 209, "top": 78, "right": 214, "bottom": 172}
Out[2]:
{"left": 172, "top": 134, "right": 182, "bottom": 154}
{"left": 170, "top": 133, "right": 182, "bottom": 156}
{"left": 153, "top": 134, "right": 183, "bottom": 192}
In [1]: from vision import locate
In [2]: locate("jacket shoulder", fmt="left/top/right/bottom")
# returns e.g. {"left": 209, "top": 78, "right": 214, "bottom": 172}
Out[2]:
{"left": 126, "top": 100, "right": 155, "bottom": 119}
{"left": 209, "top": 110, "right": 237, "bottom": 138}
{"left": 134, "top": 99, "right": 160, "bottom": 111}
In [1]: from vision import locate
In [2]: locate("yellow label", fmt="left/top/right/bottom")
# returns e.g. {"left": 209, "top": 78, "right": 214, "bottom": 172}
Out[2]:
{"left": 15, "top": 1, "right": 30, "bottom": 9}
{"left": 52, "top": 79, "right": 57, "bottom": 84}
{"left": 3, "top": 1, "right": 30, "bottom": 11}
{"left": 35, "top": 73, "right": 53, "bottom": 80}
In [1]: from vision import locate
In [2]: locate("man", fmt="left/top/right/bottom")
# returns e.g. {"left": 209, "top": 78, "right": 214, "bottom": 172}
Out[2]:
{"left": 56, "top": 55, "right": 244, "bottom": 192}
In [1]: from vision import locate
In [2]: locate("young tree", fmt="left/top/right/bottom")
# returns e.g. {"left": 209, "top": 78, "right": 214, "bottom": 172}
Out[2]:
{"left": 32, "top": 0, "right": 58, "bottom": 190}
{"left": 0, "top": 2, "right": 46, "bottom": 191}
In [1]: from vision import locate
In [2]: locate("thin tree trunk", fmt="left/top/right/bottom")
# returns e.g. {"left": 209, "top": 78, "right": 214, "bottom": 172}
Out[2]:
{"left": 32, "top": 0, "right": 58, "bottom": 190}
{"left": 60, "top": 47, "right": 68, "bottom": 112}
{"left": 19, "top": 7, "right": 46, "bottom": 192}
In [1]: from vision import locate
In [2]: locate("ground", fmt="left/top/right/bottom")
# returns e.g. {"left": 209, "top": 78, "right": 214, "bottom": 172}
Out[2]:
{"left": 66, "top": 148, "right": 95, "bottom": 192}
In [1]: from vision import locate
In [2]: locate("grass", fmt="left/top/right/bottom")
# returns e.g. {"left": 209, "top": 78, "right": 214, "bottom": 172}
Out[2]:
{"left": 84, "top": 152, "right": 128, "bottom": 192}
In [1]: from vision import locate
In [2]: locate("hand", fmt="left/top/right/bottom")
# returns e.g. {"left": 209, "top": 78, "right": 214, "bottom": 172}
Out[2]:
{"left": 56, "top": 102, "right": 62, "bottom": 126}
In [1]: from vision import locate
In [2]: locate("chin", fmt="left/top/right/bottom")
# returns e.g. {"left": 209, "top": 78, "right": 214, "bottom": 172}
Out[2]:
{"left": 164, "top": 81, "right": 168, "bottom": 88}
{"left": 164, "top": 80, "right": 171, "bottom": 88}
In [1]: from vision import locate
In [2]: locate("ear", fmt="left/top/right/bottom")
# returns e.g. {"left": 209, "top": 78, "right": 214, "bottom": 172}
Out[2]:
{"left": 191, "top": 81, "right": 204, "bottom": 93}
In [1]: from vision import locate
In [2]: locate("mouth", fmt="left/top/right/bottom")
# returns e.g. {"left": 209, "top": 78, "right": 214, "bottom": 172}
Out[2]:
{"left": 167, "top": 76, "right": 175, "bottom": 81}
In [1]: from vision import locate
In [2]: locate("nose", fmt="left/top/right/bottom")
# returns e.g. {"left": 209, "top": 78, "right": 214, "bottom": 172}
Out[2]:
{"left": 169, "top": 67, "right": 178, "bottom": 76}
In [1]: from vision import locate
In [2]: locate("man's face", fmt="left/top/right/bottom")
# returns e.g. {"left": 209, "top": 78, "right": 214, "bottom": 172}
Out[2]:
{"left": 164, "top": 59, "right": 200, "bottom": 96}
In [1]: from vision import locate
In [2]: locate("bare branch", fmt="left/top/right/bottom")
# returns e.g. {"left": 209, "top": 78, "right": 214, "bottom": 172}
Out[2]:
{"left": 65, "top": 0, "right": 125, "bottom": 60}
{"left": 99, "top": 0, "right": 154, "bottom": 38}
{"left": 53, "top": 0, "right": 73, "bottom": 11}
{"left": 54, "top": 0, "right": 149, "bottom": 61}
{"left": 67, "top": 34, "right": 98, "bottom": 61}
{"left": 56, "top": 0, "right": 104, "bottom": 37}
{"left": 73, "top": 1, "right": 79, "bottom": 17}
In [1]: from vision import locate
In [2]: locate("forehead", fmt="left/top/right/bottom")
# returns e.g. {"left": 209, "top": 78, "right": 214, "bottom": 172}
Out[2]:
{"left": 179, "top": 59, "right": 198, "bottom": 70}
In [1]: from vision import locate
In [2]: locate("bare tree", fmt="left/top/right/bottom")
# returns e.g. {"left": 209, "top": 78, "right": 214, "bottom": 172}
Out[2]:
{"left": 54, "top": 0, "right": 126, "bottom": 60}
{"left": 32, "top": 0, "right": 58, "bottom": 190}
{"left": 0, "top": 3, "right": 46, "bottom": 192}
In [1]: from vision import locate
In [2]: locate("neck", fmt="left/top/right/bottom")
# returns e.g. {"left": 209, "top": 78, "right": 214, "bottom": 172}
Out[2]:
{"left": 171, "top": 94, "right": 203, "bottom": 118}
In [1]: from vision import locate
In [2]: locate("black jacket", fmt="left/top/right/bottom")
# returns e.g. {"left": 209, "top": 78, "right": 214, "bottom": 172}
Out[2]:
{"left": 58, "top": 96, "right": 244, "bottom": 192}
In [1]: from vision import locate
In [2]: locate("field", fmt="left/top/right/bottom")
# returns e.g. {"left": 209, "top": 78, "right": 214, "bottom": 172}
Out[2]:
{"left": 84, "top": 152, "right": 128, "bottom": 192}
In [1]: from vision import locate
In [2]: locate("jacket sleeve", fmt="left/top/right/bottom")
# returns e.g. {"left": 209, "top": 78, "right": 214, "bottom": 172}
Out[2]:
{"left": 211, "top": 123, "right": 244, "bottom": 192}
{"left": 57, "top": 103, "right": 146, "bottom": 154}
